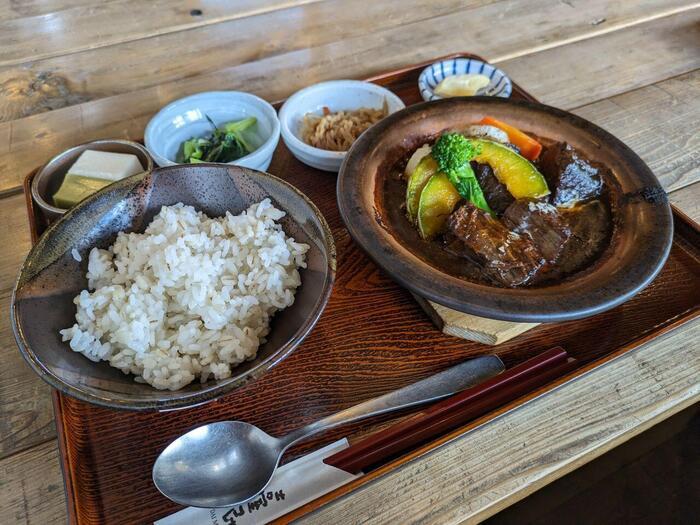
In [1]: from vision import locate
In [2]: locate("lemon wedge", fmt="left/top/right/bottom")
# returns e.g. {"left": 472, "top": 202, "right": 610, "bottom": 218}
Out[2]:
{"left": 434, "top": 74, "right": 490, "bottom": 97}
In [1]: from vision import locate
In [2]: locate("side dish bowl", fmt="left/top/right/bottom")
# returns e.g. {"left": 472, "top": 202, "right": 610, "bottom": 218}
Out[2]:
{"left": 337, "top": 97, "right": 673, "bottom": 322}
{"left": 418, "top": 58, "right": 512, "bottom": 101}
{"left": 31, "top": 139, "right": 154, "bottom": 221}
{"left": 279, "top": 80, "right": 405, "bottom": 172}
{"left": 145, "top": 91, "right": 280, "bottom": 171}
{"left": 12, "top": 164, "right": 335, "bottom": 411}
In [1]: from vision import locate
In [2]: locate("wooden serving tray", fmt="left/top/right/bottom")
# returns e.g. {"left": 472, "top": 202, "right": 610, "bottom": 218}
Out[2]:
{"left": 22, "top": 54, "right": 700, "bottom": 525}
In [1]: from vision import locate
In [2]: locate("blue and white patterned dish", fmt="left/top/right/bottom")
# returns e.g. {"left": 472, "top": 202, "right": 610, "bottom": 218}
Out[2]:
{"left": 418, "top": 58, "right": 512, "bottom": 101}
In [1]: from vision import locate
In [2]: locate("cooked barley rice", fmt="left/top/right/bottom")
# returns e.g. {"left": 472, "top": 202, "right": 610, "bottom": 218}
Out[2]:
{"left": 59, "top": 199, "right": 308, "bottom": 390}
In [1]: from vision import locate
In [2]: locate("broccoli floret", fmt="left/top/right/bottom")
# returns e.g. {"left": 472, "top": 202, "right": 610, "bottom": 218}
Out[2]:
{"left": 431, "top": 132, "right": 480, "bottom": 174}
{"left": 431, "top": 132, "right": 492, "bottom": 215}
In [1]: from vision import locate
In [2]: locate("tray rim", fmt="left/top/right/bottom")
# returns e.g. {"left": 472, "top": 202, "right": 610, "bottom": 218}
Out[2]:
{"left": 18, "top": 52, "right": 700, "bottom": 524}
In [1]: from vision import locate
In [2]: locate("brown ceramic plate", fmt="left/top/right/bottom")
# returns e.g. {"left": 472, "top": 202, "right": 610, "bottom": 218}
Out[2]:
{"left": 12, "top": 164, "right": 335, "bottom": 410}
{"left": 338, "top": 97, "right": 672, "bottom": 322}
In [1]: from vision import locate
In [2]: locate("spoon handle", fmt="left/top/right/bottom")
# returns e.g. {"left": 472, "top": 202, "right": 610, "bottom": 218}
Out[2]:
{"left": 279, "top": 355, "right": 504, "bottom": 449}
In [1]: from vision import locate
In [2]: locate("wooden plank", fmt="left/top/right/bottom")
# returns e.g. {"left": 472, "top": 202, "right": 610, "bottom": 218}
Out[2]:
{"left": 0, "top": 0, "right": 323, "bottom": 67}
{"left": 0, "top": 0, "right": 691, "bottom": 122}
{"left": 573, "top": 70, "right": 700, "bottom": 193}
{"left": 499, "top": 9, "right": 700, "bottom": 109}
{"left": 669, "top": 181, "right": 700, "bottom": 221}
{"left": 0, "top": 193, "right": 31, "bottom": 300}
{"left": 0, "top": 0, "right": 105, "bottom": 20}
{"left": 413, "top": 293, "right": 539, "bottom": 345}
{"left": 0, "top": 0, "right": 495, "bottom": 122}
{"left": 0, "top": 291, "right": 57, "bottom": 460}
{"left": 1, "top": 0, "right": 699, "bottom": 195}
{"left": 0, "top": 439, "right": 67, "bottom": 524}
{"left": 299, "top": 318, "right": 700, "bottom": 525}
{"left": 0, "top": 193, "right": 56, "bottom": 460}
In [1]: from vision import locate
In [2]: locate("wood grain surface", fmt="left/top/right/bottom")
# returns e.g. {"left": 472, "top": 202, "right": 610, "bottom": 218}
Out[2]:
{"left": 415, "top": 295, "right": 540, "bottom": 345}
{"left": 0, "top": 0, "right": 117, "bottom": 20}
{"left": 499, "top": 9, "right": 700, "bottom": 109}
{"left": 0, "top": 0, "right": 489, "bottom": 120}
{"left": 1, "top": 0, "right": 699, "bottom": 195}
{"left": 0, "top": 439, "right": 65, "bottom": 523}
{"left": 0, "top": 0, "right": 699, "bottom": 523}
{"left": 0, "top": 0, "right": 325, "bottom": 66}
{"left": 0, "top": 0, "right": 690, "bottom": 122}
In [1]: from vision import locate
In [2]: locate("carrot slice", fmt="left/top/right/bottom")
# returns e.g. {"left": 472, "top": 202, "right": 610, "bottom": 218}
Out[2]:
{"left": 478, "top": 116, "right": 543, "bottom": 161}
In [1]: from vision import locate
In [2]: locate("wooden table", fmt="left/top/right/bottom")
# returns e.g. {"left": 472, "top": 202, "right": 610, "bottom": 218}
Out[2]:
{"left": 1, "top": 1, "right": 698, "bottom": 523}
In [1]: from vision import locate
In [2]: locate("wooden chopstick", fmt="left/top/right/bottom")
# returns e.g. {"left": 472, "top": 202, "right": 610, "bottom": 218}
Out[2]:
{"left": 324, "top": 347, "right": 576, "bottom": 474}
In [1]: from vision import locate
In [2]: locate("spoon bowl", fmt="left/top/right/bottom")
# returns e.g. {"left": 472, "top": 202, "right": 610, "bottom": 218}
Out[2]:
{"left": 153, "top": 421, "right": 283, "bottom": 508}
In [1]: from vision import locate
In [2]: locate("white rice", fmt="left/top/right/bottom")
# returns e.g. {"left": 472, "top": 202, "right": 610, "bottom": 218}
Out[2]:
{"left": 59, "top": 199, "right": 309, "bottom": 390}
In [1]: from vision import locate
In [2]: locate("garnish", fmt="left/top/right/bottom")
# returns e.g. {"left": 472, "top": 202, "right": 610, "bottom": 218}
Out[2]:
{"left": 431, "top": 132, "right": 493, "bottom": 214}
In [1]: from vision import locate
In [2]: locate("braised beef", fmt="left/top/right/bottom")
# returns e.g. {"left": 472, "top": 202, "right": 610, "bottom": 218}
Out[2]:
{"left": 503, "top": 200, "right": 571, "bottom": 263}
{"left": 446, "top": 204, "right": 544, "bottom": 287}
{"left": 557, "top": 200, "right": 611, "bottom": 274}
{"left": 538, "top": 142, "right": 603, "bottom": 206}
{"left": 471, "top": 161, "right": 514, "bottom": 215}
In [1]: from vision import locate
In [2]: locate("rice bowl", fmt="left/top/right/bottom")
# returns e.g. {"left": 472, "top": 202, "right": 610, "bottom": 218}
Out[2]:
{"left": 13, "top": 163, "right": 335, "bottom": 410}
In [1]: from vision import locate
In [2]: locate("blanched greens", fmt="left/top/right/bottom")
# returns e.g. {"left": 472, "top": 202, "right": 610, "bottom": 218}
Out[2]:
{"left": 176, "top": 116, "right": 258, "bottom": 164}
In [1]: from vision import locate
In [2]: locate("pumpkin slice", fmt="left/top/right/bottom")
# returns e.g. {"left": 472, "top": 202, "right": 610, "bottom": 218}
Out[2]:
{"left": 417, "top": 172, "right": 462, "bottom": 239}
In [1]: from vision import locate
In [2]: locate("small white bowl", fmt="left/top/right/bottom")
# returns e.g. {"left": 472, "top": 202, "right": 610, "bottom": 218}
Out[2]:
{"left": 418, "top": 58, "right": 512, "bottom": 102}
{"left": 144, "top": 91, "right": 280, "bottom": 171}
{"left": 278, "top": 80, "right": 405, "bottom": 172}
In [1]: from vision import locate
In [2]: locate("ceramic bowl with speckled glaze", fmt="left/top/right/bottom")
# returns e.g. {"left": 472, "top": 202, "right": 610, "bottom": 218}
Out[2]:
{"left": 12, "top": 164, "right": 335, "bottom": 411}
{"left": 338, "top": 97, "right": 673, "bottom": 322}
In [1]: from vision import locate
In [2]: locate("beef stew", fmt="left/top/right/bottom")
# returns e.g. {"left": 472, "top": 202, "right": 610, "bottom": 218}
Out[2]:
{"left": 394, "top": 121, "right": 614, "bottom": 288}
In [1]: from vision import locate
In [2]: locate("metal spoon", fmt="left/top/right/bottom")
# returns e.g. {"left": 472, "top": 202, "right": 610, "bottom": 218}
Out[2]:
{"left": 152, "top": 355, "right": 504, "bottom": 508}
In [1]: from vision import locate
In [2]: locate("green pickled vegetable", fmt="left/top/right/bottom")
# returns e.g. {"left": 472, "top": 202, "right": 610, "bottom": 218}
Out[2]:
{"left": 176, "top": 116, "right": 258, "bottom": 164}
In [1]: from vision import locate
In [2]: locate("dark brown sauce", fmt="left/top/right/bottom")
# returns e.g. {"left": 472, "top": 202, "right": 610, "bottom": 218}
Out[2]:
{"left": 381, "top": 138, "right": 615, "bottom": 289}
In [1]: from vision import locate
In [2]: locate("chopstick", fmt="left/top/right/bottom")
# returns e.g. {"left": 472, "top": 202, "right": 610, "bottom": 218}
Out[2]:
{"left": 324, "top": 347, "right": 576, "bottom": 474}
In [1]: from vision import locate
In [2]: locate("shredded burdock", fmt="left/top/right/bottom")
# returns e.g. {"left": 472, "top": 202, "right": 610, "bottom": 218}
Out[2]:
{"left": 300, "top": 101, "right": 388, "bottom": 151}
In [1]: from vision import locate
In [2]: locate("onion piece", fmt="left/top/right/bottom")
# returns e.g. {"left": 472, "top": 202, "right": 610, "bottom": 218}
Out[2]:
{"left": 464, "top": 125, "right": 509, "bottom": 144}
{"left": 404, "top": 144, "right": 432, "bottom": 178}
